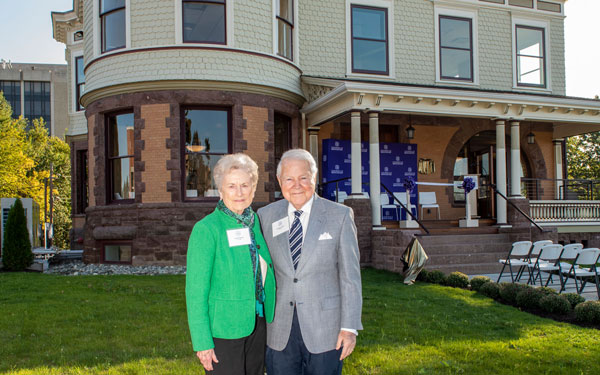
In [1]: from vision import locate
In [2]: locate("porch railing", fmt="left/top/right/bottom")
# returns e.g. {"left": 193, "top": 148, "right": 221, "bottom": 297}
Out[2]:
{"left": 488, "top": 184, "right": 546, "bottom": 232}
{"left": 520, "top": 178, "right": 600, "bottom": 201}
{"left": 529, "top": 200, "right": 600, "bottom": 222}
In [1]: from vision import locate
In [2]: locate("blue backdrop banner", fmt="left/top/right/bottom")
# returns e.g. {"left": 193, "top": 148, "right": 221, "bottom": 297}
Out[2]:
{"left": 322, "top": 139, "right": 418, "bottom": 220}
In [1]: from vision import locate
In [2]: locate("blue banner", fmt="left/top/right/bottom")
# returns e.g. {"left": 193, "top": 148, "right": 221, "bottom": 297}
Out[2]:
{"left": 322, "top": 139, "right": 418, "bottom": 220}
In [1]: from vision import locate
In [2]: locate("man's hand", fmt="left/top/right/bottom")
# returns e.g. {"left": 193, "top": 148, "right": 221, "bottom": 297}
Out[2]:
{"left": 335, "top": 330, "right": 357, "bottom": 360}
{"left": 196, "top": 349, "right": 219, "bottom": 371}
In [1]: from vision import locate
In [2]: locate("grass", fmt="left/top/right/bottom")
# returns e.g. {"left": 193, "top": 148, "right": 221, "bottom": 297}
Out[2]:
{"left": 0, "top": 268, "right": 599, "bottom": 375}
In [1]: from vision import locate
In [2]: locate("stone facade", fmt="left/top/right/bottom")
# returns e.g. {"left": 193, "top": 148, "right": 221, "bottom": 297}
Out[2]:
{"left": 82, "top": 89, "right": 298, "bottom": 264}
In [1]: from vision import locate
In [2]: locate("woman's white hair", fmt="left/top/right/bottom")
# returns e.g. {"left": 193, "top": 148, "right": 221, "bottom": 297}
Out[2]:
{"left": 276, "top": 149, "right": 318, "bottom": 181}
{"left": 213, "top": 153, "right": 259, "bottom": 190}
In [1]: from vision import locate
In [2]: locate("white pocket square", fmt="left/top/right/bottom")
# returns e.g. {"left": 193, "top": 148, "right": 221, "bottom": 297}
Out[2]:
{"left": 318, "top": 232, "right": 333, "bottom": 240}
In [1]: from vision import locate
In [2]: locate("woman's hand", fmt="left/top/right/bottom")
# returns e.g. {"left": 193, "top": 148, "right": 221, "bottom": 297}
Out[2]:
{"left": 196, "top": 349, "right": 219, "bottom": 371}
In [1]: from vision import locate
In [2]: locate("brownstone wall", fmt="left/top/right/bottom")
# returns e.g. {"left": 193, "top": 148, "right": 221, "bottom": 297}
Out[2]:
{"left": 87, "top": 115, "right": 96, "bottom": 208}
{"left": 344, "top": 198, "right": 372, "bottom": 264}
{"left": 140, "top": 103, "right": 171, "bottom": 203}
{"left": 242, "top": 106, "right": 269, "bottom": 203}
{"left": 371, "top": 229, "right": 420, "bottom": 273}
{"left": 82, "top": 89, "right": 299, "bottom": 264}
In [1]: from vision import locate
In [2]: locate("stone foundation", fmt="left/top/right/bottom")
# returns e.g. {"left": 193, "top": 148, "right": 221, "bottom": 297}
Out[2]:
{"left": 344, "top": 197, "right": 373, "bottom": 264}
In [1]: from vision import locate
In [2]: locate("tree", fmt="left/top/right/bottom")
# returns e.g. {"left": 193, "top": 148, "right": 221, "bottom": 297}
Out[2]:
{"left": 1, "top": 198, "right": 34, "bottom": 271}
{"left": 566, "top": 132, "right": 600, "bottom": 200}
{"left": 566, "top": 132, "right": 600, "bottom": 180}
{"left": 0, "top": 92, "right": 72, "bottom": 249}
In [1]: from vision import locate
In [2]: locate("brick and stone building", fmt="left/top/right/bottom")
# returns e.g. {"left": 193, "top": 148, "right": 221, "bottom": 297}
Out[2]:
{"left": 52, "top": 0, "right": 600, "bottom": 272}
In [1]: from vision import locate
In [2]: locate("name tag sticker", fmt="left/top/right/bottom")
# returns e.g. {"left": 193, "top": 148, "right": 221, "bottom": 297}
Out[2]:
{"left": 272, "top": 217, "right": 289, "bottom": 237}
{"left": 227, "top": 228, "right": 251, "bottom": 247}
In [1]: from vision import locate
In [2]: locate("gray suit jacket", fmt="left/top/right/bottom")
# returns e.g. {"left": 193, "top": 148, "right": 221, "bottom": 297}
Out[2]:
{"left": 257, "top": 195, "right": 363, "bottom": 354}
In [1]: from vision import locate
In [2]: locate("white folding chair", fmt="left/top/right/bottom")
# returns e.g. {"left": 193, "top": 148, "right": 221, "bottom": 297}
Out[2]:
{"left": 380, "top": 192, "right": 397, "bottom": 220}
{"left": 521, "top": 240, "right": 553, "bottom": 279}
{"left": 419, "top": 192, "right": 440, "bottom": 219}
{"left": 394, "top": 192, "right": 417, "bottom": 220}
{"left": 497, "top": 241, "right": 532, "bottom": 283}
{"left": 527, "top": 244, "right": 564, "bottom": 287}
{"left": 560, "top": 248, "right": 600, "bottom": 298}
{"left": 558, "top": 244, "right": 585, "bottom": 293}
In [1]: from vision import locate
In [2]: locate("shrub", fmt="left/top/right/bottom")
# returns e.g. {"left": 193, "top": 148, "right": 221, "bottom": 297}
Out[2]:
{"left": 516, "top": 288, "right": 544, "bottom": 310}
{"left": 1, "top": 199, "right": 33, "bottom": 271}
{"left": 499, "top": 282, "right": 528, "bottom": 305}
{"left": 426, "top": 270, "right": 447, "bottom": 285}
{"left": 445, "top": 272, "right": 469, "bottom": 288}
{"left": 539, "top": 294, "right": 571, "bottom": 315}
{"left": 470, "top": 276, "right": 491, "bottom": 292}
{"left": 479, "top": 281, "right": 500, "bottom": 300}
{"left": 575, "top": 301, "right": 600, "bottom": 324}
{"left": 416, "top": 269, "right": 429, "bottom": 282}
{"left": 563, "top": 293, "right": 586, "bottom": 309}
{"left": 538, "top": 286, "right": 558, "bottom": 296}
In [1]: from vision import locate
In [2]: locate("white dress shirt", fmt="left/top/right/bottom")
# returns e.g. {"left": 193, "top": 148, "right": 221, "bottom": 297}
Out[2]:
{"left": 286, "top": 195, "right": 358, "bottom": 337}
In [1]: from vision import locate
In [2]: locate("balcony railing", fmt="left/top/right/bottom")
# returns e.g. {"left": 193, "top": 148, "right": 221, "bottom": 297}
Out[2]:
{"left": 529, "top": 200, "right": 600, "bottom": 222}
{"left": 520, "top": 178, "right": 600, "bottom": 201}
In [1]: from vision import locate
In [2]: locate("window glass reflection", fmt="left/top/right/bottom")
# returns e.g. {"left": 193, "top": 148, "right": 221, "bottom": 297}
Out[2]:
{"left": 183, "top": 2, "right": 226, "bottom": 44}
{"left": 351, "top": 6, "right": 387, "bottom": 74}
{"left": 104, "top": 244, "right": 131, "bottom": 263}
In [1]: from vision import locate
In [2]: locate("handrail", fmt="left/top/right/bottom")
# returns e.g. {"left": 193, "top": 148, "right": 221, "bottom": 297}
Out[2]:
{"left": 319, "top": 179, "right": 430, "bottom": 234}
{"left": 488, "top": 183, "right": 546, "bottom": 233}
{"left": 381, "top": 183, "right": 430, "bottom": 235}
{"left": 319, "top": 177, "right": 352, "bottom": 202}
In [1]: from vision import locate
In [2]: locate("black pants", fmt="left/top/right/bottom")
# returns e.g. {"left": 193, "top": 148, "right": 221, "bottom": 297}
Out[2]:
{"left": 207, "top": 315, "right": 266, "bottom": 375}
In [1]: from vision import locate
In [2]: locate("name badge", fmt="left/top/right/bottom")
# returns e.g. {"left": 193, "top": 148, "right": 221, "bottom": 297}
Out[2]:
{"left": 227, "top": 228, "right": 251, "bottom": 247}
{"left": 272, "top": 217, "right": 289, "bottom": 237}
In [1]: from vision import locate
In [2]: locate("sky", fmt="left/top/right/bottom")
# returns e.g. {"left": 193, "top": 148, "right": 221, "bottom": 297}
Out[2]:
{"left": 0, "top": 0, "right": 598, "bottom": 99}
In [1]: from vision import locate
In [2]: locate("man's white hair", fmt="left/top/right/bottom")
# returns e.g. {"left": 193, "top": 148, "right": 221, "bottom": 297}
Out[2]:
{"left": 276, "top": 149, "right": 318, "bottom": 181}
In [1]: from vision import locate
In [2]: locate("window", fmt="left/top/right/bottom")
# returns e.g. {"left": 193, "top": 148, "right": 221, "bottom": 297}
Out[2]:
{"left": 351, "top": 5, "right": 388, "bottom": 74}
{"left": 516, "top": 25, "right": 545, "bottom": 87}
{"left": 107, "top": 112, "right": 135, "bottom": 202}
{"left": 24, "top": 81, "right": 51, "bottom": 131}
{"left": 276, "top": 0, "right": 294, "bottom": 60}
{"left": 103, "top": 242, "right": 132, "bottom": 263}
{"left": 537, "top": 1, "right": 561, "bottom": 13}
{"left": 76, "top": 150, "right": 89, "bottom": 214}
{"left": 439, "top": 16, "right": 473, "bottom": 81}
{"left": 509, "top": 0, "right": 533, "bottom": 8}
{"left": 0, "top": 81, "right": 21, "bottom": 118}
{"left": 75, "top": 56, "right": 85, "bottom": 111}
{"left": 74, "top": 31, "right": 84, "bottom": 42}
{"left": 183, "top": 108, "right": 230, "bottom": 199}
{"left": 183, "top": 0, "right": 226, "bottom": 44}
{"left": 100, "top": 0, "right": 126, "bottom": 53}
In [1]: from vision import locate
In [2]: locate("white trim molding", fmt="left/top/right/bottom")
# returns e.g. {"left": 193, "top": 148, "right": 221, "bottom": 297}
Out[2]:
{"left": 71, "top": 50, "right": 85, "bottom": 115}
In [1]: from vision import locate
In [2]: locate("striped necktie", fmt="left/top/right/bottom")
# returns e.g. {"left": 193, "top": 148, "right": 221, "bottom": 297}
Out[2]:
{"left": 289, "top": 210, "right": 303, "bottom": 270}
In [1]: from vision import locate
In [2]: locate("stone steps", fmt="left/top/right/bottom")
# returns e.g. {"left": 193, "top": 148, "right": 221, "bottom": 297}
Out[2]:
{"left": 415, "top": 233, "right": 512, "bottom": 275}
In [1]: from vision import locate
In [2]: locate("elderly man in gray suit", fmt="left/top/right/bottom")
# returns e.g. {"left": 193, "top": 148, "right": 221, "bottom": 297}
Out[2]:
{"left": 257, "top": 149, "right": 363, "bottom": 375}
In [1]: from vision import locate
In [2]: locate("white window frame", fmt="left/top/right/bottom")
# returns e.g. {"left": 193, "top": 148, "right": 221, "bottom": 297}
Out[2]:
{"left": 272, "top": 0, "right": 299, "bottom": 62}
{"left": 511, "top": 16, "right": 551, "bottom": 92}
{"left": 93, "top": 0, "right": 131, "bottom": 57}
{"left": 71, "top": 51, "right": 85, "bottom": 114}
{"left": 345, "top": 0, "right": 395, "bottom": 80}
{"left": 175, "top": 0, "right": 234, "bottom": 46}
{"left": 434, "top": 6, "right": 479, "bottom": 86}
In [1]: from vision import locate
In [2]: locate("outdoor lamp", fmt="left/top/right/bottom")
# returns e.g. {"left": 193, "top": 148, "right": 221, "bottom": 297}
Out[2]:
{"left": 406, "top": 124, "right": 415, "bottom": 140}
{"left": 527, "top": 128, "right": 535, "bottom": 144}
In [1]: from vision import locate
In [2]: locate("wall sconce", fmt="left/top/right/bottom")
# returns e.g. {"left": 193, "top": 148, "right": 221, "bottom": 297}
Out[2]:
{"left": 527, "top": 125, "right": 535, "bottom": 144}
{"left": 406, "top": 115, "right": 415, "bottom": 140}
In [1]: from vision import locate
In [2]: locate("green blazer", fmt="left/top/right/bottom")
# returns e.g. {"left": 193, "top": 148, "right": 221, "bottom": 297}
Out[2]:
{"left": 186, "top": 208, "right": 276, "bottom": 351}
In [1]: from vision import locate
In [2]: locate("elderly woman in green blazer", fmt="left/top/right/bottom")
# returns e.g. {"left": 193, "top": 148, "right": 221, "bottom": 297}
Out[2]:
{"left": 186, "top": 153, "right": 276, "bottom": 375}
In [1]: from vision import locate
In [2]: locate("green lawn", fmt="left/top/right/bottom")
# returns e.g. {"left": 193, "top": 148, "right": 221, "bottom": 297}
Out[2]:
{"left": 1, "top": 268, "right": 599, "bottom": 375}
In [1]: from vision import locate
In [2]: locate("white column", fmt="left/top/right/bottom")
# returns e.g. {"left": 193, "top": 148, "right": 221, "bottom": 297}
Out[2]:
{"left": 350, "top": 111, "right": 362, "bottom": 196}
{"left": 510, "top": 121, "right": 522, "bottom": 197}
{"left": 496, "top": 120, "right": 507, "bottom": 224}
{"left": 554, "top": 139, "right": 564, "bottom": 199}
{"left": 369, "top": 112, "right": 382, "bottom": 228}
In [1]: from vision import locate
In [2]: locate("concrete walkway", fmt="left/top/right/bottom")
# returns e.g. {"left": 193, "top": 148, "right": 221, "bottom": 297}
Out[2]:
{"left": 470, "top": 271, "right": 599, "bottom": 301}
